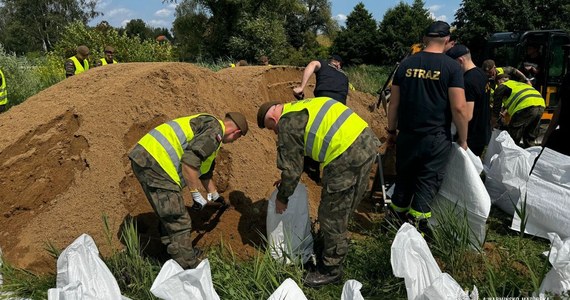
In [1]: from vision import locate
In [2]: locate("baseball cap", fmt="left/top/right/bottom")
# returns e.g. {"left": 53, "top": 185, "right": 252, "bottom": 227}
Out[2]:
{"left": 257, "top": 101, "right": 280, "bottom": 128}
{"left": 425, "top": 21, "right": 451, "bottom": 37}
{"left": 225, "top": 112, "right": 249, "bottom": 135}
{"left": 446, "top": 44, "right": 470, "bottom": 59}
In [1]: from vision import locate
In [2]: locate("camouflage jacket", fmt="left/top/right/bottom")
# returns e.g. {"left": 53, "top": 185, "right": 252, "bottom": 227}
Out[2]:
{"left": 276, "top": 111, "right": 308, "bottom": 203}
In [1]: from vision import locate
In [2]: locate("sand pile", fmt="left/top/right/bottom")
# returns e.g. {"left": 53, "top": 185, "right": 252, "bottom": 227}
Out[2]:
{"left": 0, "top": 62, "right": 387, "bottom": 272}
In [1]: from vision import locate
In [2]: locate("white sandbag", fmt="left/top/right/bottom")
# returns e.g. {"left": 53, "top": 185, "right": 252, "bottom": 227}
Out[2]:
{"left": 47, "top": 234, "right": 125, "bottom": 300}
{"left": 538, "top": 232, "right": 570, "bottom": 295}
{"left": 483, "top": 130, "right": 537, "bottom": 215}
{"left": 512, "top": 148, "right": 570, "bottom": 239}
{"left": 341, "top": 280, "right": 364, "bottom": 300}
{"left": 150, "top": 259, "right": 220, "bottom": 300}
{"left": 266, "top": 183, "right": 313, "bottom": 264}
{"left": 391, "top": 223, "right": 442, "bottom": 300}
{"left": 267, "top": 278, "right": 307, "bottom": 300}
{"left": 432, "top": 143, "right": 491, "bottom": 247}
{"left": 420, "top": 273, "right": 469, "bottom": 300}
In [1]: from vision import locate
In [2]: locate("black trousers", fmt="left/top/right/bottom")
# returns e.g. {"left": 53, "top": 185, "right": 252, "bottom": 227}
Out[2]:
{"left": 392, "top": 131, "right": 451, "bottom": 214}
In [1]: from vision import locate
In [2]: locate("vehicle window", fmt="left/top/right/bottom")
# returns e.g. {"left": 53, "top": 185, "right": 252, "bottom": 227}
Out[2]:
{"left": 548, "top": 35, "right": 568, "bottom": 78}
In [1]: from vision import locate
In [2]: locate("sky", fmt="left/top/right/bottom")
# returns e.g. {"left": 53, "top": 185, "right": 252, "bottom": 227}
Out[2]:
{"left": 89, "top": 0, "right": 463, "bottom": 29}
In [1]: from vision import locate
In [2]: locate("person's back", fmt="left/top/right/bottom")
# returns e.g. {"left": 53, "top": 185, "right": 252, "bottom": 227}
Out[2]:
{"left": 395, "top": 51, "right": 463, "bottom": 136}
{"left": 314, "top": 58, "right": 349, "bottom": 103}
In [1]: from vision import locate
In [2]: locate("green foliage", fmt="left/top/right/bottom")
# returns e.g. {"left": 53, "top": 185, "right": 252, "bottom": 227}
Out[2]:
{"left": 331, "top": 3, "right": 380, "bottom": 65}
{"left": 453, "top": 0, "right": 570, "bottom": 55}
{"left": 0, "top": 257, "right": 54, "bottom": 300}
{"left": 0, "top": 0, "right": 100, "bottom": 53}
{"left": 103, "top": 215, "right": 160, "bottom": 300}
{"left": 377, "top": 0, "right": 432, "bottom": 65}
{"left": 228, "top": 17, "right": 289, "bottom": 63}
{"left": 344, "top": 64, "right": 390, "bottom": 94}
{"left": 53, "top": 21, "right": 175, "bottom": 63}
{"left": 171, "top": 0, "right": 336, "bottom": 64}
{"left": 0, "top": 45, "right": 64, "bottom": 109}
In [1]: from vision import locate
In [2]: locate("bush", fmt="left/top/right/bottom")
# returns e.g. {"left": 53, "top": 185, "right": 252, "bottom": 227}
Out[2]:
{"left": 53, "top": 21, "right": 176, "bottom": 64}
{"left": 0, "top": 45, "right": 63, "bottom": 109}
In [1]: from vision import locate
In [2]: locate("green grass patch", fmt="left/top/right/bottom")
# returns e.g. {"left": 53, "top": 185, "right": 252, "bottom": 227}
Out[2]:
{"left": 0, "top": 207, "right": 554, "bottom": 299}
{"left": 344, "top": 64, "right": 391, "bottom": 95}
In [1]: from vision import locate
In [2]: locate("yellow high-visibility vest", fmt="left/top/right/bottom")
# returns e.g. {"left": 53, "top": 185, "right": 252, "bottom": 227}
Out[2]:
{"left": 137, "top": 114, "right": 225, "bottom": 186}
{"left": 502, "top": 80, "right": 545, "bottom": 116}
{"left": 99, "top": 58, "right": 117, "bottom": 65}
{"left": 282, "top": 97, "right": 368, "bottom": 167}
{"left": 69, "top": 56, "right": 89, "bottom": 75}
{"left": 0, "top": 69, "right": 7, "bottom": 106}
{"left": 496, "top": 67, "right": 505, "bottom": 75}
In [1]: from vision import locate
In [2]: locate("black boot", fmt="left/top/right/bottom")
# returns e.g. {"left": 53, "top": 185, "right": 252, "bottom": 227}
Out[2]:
{"left": 304, "top": 266, "right": 343, "bottom": 288}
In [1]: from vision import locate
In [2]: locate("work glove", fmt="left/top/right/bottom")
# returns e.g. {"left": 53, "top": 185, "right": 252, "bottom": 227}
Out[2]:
{"left": 191, "top": 191, "right": 207, "bottom": 211}
{"left": 208, "top": 191, "right": 228, "bottom": 207}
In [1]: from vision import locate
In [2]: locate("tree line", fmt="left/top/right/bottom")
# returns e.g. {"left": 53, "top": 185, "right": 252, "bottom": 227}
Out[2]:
{"left": 1, "top": 0, "right": 569, "bottom": 66}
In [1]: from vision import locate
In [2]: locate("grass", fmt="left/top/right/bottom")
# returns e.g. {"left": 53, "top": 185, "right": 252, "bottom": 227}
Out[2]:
{"left": 344, "top": 64, "right": 391, "bottom": 95}
{"left": 0, "top": 205, "right": 554, "bottom": 299}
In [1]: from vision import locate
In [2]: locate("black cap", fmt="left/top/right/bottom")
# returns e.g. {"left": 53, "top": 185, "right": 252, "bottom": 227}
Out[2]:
{"left": 330, "top": 54, "right": 343, "bottom": 64}
{"left": 257, "top": 101, "right": 280, "bottom": 128}
{"left": 425, "top": 21, "right": 451, "bottom": 37}
{"left": 446, "top": 44, "right": 470, "bottom": 59}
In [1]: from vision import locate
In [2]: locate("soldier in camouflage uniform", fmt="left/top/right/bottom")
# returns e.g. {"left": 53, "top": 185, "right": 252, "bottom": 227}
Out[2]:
{"left": 257, "top": 97, "right": 380, "bottom": 287}
{"left": 129, "top": 112, "right": 248, "bottom": 269}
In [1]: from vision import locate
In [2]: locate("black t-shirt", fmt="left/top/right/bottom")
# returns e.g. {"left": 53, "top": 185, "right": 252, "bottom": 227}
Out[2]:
{"left": 393, "top": 52, "right": 464, "bottom": 135}
{"left": 314, "top": 60, "right": 349, "bottom": 103}
{"left": 464, "top": 67, "right": 491, "bottom": 148}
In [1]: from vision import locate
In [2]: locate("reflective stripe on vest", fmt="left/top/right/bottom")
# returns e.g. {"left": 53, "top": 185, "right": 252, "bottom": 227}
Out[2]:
{"left": 69, "top": 56, "right": 89, "bottom": 74}
{"left": 282, "top": 97, "right": 368, "bottom": 167}
{"left": 502, "top": 80, "right": 545, "bottom": 116}
{"left": 100, "top": 58, "right": 117, "bottom": 65}
{"left": 496, "top": 67, "right": 504, "bottom": 75}
{"left": 137, "top": 114, "right": 225, "bottom": 186}
{"left": 0, "top": 69, "right": 6, "bottom": 106}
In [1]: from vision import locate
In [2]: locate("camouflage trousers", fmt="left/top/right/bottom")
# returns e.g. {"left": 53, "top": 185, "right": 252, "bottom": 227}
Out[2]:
{"left": 130, "top": 159, "right": 199, "bottom": 269}
{"left": 318, "top": 127, "right": 379, "bottom": 272}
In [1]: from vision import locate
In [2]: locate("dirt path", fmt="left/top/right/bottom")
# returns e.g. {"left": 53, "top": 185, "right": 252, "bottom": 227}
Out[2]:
{"left": 0, "top": 63, "right": 388, "bottom": 272}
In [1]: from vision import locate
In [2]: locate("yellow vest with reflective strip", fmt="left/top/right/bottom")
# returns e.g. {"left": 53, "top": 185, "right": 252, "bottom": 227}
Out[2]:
{"left": 282, "top": 97, "right": 368, "bottom": 167}
{"left": 496, "top": 67, "right": 505, "bottom": 75}
{"left": 0, "top": 69, "right": 7, "bottom": 106}
{"left": 100, "top": 58, "right": 117, "bottom": 65}
{"left": 137, "top": 114, "right": 225, "bottom": 186}
{"left": 69, "top": 56, "right": 89, "bottom": 74}
{"left": 502, "top": 80, "right": 545, "bottom": 116}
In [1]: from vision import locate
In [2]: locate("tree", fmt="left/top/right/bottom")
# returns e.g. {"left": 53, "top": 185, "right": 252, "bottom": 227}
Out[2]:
{"left": 124, "top": 19, "right": 153, "bottom": 40}
{"left": 376, "top": 0, "right": 432, "bottom": 65}
{"left": 170, "top": 0, "right": 336, "bottom": 63}
{"left": 0, "top": 0, "right": 99, "bottom": 53}
{"left": 331, "top": 2, "right": 378, "bottom": 65}
{"left": 454, "top": 0, "right": 570, "bottom": 55}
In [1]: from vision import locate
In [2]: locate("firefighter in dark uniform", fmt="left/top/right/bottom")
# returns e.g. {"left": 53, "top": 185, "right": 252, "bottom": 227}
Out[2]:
{"left": 65, "top": 45, "right": 90, "bottom": 78}
{"left": 128, "top": 112, "right": 248, "bottom": 269}
{"left": 293, "top": 55, "right": 349, "bottom": 105}
{"left": 446, "top": 44, "right": 492, "bottom": 156}
{"left": 386, "top": 21, "right": 469, "bottom": 234}
{"left": 257, "top": 97, "right": 380, "bottom": 287}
